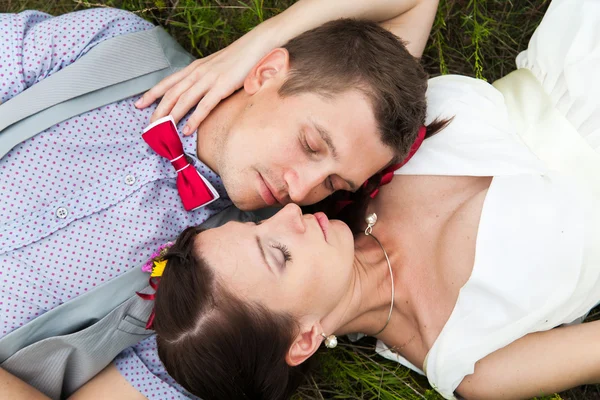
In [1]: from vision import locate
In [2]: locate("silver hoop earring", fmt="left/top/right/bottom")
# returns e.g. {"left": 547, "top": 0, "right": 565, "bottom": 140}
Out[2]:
{"left": 321, "top": 333, "right": 338, "bottom": 349}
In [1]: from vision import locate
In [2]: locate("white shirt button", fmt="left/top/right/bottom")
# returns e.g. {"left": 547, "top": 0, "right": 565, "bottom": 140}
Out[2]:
{"left": 125, "top": 175, "right": 136, "bottom": 185}
{"left": 56, "top": 207, "right": 68, "bottom": 219}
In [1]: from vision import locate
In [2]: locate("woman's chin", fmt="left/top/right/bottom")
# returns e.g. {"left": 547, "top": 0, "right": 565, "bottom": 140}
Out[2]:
{"left": 329, "top": 220, "right": 355, "bottom": 259}
{"left": 326, "top": 219, "right": 344, "bottom": 239}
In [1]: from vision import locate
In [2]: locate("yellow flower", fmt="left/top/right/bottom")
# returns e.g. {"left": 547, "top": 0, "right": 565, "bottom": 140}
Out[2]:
{"left": 151, "top": 259, "right": 167, "bottom": 277}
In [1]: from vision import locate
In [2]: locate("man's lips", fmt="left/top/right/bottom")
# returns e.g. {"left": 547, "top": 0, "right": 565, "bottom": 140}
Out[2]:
{"left": 314, "top": 212, "right": 329, "bottom": 242}
{"left": 257, "top": 173, "right": 278, "bottom": 206}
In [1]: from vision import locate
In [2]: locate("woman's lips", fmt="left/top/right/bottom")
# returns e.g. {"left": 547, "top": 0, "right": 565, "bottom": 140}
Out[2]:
{"left": 314, "top": 212, "right": 329, "bottom": 242}
{"left": 257, "top": 172, "right": 277, "bottom": 206}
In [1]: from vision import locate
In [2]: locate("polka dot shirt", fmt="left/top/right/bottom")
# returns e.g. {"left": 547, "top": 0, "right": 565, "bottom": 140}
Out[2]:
{"left": 0, "top": 9, "right": 229, "bottom": 398}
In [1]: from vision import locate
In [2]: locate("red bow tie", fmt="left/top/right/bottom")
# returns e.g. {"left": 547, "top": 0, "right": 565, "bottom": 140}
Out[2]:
{"left": 142, "top": 116, "right": 219, "bottom": 211}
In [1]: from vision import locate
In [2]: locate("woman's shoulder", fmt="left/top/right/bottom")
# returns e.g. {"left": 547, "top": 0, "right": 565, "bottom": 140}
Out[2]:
{"left": 427, "top": 75, "right": 504, "bottom": 109}
{"left": 399, "top": 74, "right": 546, "bottom": 178}
{"left": 425, "top": 74, "right": 514, "bottom": 143}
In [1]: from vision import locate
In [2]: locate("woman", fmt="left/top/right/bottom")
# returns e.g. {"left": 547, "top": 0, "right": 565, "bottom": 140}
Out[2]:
{"left": 143, "top": 0, "right": 600, "bottom": 398}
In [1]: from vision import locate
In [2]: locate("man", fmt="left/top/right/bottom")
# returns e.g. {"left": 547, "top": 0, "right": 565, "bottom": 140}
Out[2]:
{"left": 0, "top": 2, "right": 434, "bottom": 397}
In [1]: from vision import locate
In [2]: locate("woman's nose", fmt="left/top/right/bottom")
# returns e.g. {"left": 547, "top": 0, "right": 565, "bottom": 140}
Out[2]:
{"left": 274, "top": 203, "right": 306, "bottom": 234}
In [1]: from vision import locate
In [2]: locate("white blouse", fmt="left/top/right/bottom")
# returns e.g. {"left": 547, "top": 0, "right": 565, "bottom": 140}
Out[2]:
{"left": 381, "top": 1, "right": 600, "bottom": 396}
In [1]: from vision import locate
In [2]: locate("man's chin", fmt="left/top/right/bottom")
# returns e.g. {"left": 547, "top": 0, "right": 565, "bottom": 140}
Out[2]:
{"left": 225, "top": 179, "right": 279, "bottom": 211}
{"left": 227, "top": 194, "right": 264, "bottom": 211}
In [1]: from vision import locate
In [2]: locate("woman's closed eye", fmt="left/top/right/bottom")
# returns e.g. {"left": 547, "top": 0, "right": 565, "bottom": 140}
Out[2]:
{"left": 271, "top": 242, "right": 292, "bottom": 266}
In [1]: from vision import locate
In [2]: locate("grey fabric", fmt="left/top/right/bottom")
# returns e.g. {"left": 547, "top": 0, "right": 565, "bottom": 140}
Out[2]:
{"left": 0, "top": 25, "right": 193, "bottom": 362}
{"left": 0, "top": 205, "right": 258, "bottom": 399}
{"left": 0, "top": 27, "right": 195, "bottom": 159}
{"left": 1, "top": 288, "right": 154, "bottom": 400}
{"left": 0, "top": 266, "right": 149, "bottom": 365}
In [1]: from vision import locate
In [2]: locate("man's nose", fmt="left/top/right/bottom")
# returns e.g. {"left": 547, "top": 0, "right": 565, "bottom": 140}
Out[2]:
{"left": 284, "top": 167, "right": 326, "bottom": 204}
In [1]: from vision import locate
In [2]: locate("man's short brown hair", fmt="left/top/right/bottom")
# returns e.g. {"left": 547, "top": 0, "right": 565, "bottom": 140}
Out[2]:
{"left": 280, "top": 19, "right": 430, "bottom": 161}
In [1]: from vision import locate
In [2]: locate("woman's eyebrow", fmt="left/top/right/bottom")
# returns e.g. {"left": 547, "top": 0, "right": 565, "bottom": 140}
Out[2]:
{"left": 255, "top": 235, "right": 274, "bottom": 274}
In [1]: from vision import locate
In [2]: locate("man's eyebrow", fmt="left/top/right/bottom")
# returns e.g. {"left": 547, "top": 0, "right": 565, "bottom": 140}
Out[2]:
{"left": 311, "top": 120, "right": 338, "bottom": 160}
{"left": 255, "top": 235, "right": 274, "bottom": 274}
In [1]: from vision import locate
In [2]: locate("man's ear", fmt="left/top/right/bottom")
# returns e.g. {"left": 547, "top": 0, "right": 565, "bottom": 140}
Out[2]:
{"left": 285, "top": 323, "right": 324, "bottom": 367}
{"left": 243, "top": 48, "right": 290, "bottom": 95}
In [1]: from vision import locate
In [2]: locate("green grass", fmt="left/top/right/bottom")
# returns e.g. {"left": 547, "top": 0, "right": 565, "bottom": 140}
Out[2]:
{"left": 1, "top": 0, "right": 551, "bottom": 82}
{"left": 2, "top": 0, "right": 599, "bottom": 398}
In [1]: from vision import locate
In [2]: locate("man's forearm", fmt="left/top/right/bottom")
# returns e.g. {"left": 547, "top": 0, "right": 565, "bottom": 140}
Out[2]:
{"left": 0, "top": 368, "right": 51, "bottom": 400}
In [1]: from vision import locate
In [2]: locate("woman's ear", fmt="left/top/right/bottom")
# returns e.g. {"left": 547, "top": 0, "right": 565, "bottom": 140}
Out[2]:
{"left": 243, "top": 48, "right": 290, "bottom": 95}
{"left": 285, "top": 323, "right": 323, "bottom": 367}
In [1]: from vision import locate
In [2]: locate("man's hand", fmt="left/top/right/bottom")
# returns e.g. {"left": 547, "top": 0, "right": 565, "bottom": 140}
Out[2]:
{"left": 0, "top": 368, "right": 51, "bottom": 400}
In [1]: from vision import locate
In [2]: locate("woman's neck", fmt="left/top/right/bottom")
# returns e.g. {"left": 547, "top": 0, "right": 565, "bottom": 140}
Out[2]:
{"left": 320, "top": 230, "right": 402, "bottom": 338}
{"left": 318, "top": 178, "right": 450, "bottom": 343}
{"left": 323, "top": 175, "right": 494, "bottom": 367}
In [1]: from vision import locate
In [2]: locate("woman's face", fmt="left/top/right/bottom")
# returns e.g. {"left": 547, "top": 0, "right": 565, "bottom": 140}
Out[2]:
{"left": 195, "top": 204, "right": 355, "bottom": 318}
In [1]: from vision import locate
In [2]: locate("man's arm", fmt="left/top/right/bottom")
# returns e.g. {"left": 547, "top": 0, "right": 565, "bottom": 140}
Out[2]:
{"left": 267, "top": 0, "right": 438, "bottom": 58}
{"left": 0, "top": 368, "right": 51, "bottom": 400}
{"left": 0, "top": 9, "right": 153, "bottom": 105}
{"left": 68, "top": 364, "right": 146, "bottom": 400}
{"left": 378, "top": 0, "right": 439, "bottom": 58}
{"left": 456, "top": 319, "right": 600, "bottom": 399}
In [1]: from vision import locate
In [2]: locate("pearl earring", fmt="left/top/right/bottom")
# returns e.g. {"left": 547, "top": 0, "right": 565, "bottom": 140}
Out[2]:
{"left": 321, "top": 333, "right": 338, "bottom": 349}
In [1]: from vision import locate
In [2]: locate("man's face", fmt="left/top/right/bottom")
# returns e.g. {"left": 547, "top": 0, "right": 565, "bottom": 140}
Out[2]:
{"left": 215, "top": 86, "right": 395, "bottom": 211}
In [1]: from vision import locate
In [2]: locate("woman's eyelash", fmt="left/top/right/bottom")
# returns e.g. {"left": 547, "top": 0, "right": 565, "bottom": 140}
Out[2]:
{"left": 272, "top": 242, "right": 292, "bottom": 263}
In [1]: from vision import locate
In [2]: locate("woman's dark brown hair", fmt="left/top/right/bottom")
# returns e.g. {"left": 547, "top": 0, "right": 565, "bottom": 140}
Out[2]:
{"left": 153, "top": 226, "right": 312, "bottom": 399}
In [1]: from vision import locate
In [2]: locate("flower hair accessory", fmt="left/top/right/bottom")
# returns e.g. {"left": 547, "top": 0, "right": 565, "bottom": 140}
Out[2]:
{"left": 137, "top": 242, "right": 173, "bottom": 329}
{"left": 141, "top": 242, "right": 173, "bottom": 276}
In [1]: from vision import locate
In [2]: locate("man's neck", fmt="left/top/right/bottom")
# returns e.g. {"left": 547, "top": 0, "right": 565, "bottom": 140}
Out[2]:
{"left": 195, "top": 90, "right": 247, "bottom": 174}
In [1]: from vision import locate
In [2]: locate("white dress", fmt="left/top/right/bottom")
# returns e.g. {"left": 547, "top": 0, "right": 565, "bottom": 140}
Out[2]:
{"left": 380, "top": 0, "right": 600, "bottom": 398}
